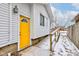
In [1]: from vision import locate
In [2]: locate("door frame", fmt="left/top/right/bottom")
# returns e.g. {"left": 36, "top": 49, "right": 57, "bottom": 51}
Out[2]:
{"left": 17, "top": 14, "right": 31, "bottom": 51}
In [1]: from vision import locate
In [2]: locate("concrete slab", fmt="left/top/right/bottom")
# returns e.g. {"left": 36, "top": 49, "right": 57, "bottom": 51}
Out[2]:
{"left": 19, "top": 36, "right": 51, "bottom": 56}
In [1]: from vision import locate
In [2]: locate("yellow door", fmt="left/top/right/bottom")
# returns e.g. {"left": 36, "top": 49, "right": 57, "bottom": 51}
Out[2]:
{"left": 19, "top": 15, "right": 30, "bottom": 50}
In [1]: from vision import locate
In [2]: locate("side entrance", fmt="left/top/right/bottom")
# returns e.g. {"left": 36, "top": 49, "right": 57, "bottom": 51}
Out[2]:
{"left": 19, "top": 15, "right": 30, "bottom": 50}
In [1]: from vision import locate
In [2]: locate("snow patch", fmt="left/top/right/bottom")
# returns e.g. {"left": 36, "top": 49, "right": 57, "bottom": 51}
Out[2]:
{"left": 52, "top": 31, "right": 79, "bottom": 56}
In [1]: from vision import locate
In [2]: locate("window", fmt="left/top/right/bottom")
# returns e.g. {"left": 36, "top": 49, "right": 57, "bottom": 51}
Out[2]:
{"left": 40, "top": 14, "right": 45, "bottom": 26}
{"left": 21, "top": 18, "right": 28, "bottom": 23}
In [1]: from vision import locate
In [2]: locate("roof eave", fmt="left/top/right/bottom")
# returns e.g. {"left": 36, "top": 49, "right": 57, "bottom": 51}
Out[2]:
{"left": 44, "top": 4, "right": 54, "bottom": 22}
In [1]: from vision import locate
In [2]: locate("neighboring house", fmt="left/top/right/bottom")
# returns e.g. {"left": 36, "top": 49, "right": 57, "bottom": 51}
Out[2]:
{"left": 67, "top": 14, "right": 79, "bottom": 48}
{"left": 0, "top": 3, "right": 53, "bottom": 55}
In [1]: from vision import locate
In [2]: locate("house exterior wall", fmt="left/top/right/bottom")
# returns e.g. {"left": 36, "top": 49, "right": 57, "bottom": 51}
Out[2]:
{"left": 12, "top": 3, "right": 31, "bottom": 43}
{"left": 0, "top": 3, "right": 50, "bottom": 48}
{"left": 0, "top": 3, "right": 10, "bottom": 47}
{"left": 32, "top": 4, "right": 50, "bottom": 39}
{"left": 12, "top": 3, "right": 50, "bottom": 40}
{"left": 0, "top": 3, "right": 31, "bottom": 48}
{"left": 30, "top": 4, "right": 34, "bottom": 39}
{"left": 0, "top": 3, "right": 51, "bottom": 55}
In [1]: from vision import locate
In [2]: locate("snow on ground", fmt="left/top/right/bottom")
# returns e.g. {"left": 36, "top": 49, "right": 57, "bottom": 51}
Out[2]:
{"left": 52, "top": 31, "right": 79, "bottom": 56}
{"left": 19, "top": 31, "right": 79, "bottom": 56}
{"left": 19, "top": 37, "right": 51, "bottom": 56}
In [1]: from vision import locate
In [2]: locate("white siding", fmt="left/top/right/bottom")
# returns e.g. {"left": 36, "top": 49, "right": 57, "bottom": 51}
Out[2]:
{"left": 33, "top": 4, "right": 50, "bottom": 39}
{"left": 11, "top": 3, "right": 31, "bottom": 43}
{"left": 0, "top": 3, "right": 50, "bottom": 47}
{"left": 0, "top": 4, "right": 10, "bottom": 45}
{"left": 0, "top": 3, "right": 31, "bottom": 47}
{"left": 30, "top": 4, "right": 34, "bottom": 39}
{"left": 11, "top": 4, "right": 18, "bottom": 43}
{"left": 12, "top": 12, "right": 18, "bottom": 43}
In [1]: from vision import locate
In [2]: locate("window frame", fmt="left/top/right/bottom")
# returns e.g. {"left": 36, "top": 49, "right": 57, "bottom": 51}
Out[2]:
{"left": 40, "top": 14, "right": 45, "bottom": 26}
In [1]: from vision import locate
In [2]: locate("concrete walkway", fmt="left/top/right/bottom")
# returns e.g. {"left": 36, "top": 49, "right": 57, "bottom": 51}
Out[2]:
{"left": 19, "top": 36, "right": 51, "bottom": 56}
{"left": 19, "top": 31, "right": 79, "bottom": 56}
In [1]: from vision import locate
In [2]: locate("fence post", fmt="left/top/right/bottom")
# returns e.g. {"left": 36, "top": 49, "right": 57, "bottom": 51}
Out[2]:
{"left": 54, "top": 32, "right": 56, "bottom": 42}
{"left": 50, "top": 34, "right": 52, "bottom": 51}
